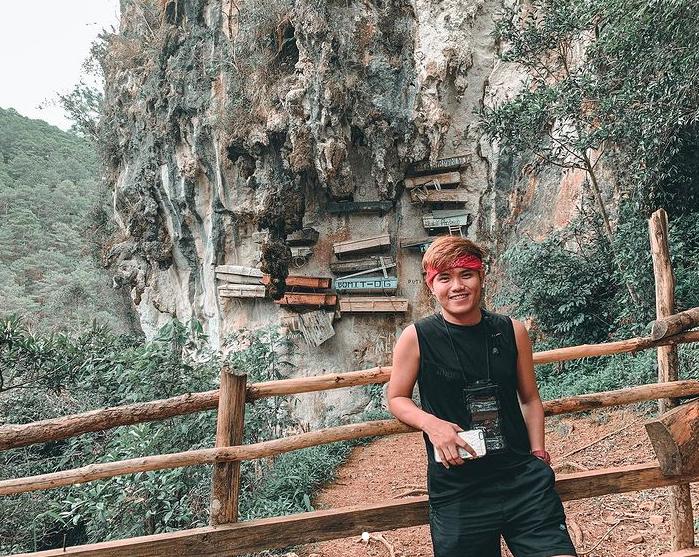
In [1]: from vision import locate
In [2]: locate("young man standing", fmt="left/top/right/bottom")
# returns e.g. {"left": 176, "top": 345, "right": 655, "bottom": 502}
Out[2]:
{"left": 388, "top": 236, "right": 577, "bottom": 557}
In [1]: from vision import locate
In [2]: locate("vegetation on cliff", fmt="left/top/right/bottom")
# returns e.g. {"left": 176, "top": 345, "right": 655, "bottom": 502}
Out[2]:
{"left": 484, "top": 0, "right": 699, "bottom": 397}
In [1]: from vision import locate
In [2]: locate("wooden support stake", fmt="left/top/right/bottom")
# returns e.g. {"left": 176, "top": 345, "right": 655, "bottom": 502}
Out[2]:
{"left": 650, "top": 209, "right": 682, "bottom": 411}
{"left": 649, "top": 208, "right": 694, "bottom": 551}
{"left": 210, "top": 367, "right": 246, "bottom": 525}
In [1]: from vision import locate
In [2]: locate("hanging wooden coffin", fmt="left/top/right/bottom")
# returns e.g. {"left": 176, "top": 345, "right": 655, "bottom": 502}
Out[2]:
{"left": 422, "top": 210, "right": 469, "bottom": 229}
{"left": 404, "top": 171, "right": 461, "bottom": 189}
{"left": 216, "top": 265, "right": 263, "bottom": 277}
{"left": 327, "top": 201, "right": 393, "bottom": 214}
{"left": 339, "top": 296, "right": 409, "bottom": 313}
{"left": 287, "top": 227, "right": 320, "bottom": 246}
{"left": 216, "top": 265, "right": 264, "bottom": 285}
{"left": 334, "top": 275, "right": 398, "bottom": 293}
{"left": 263, "top": 275, "right": 332, "bottom": 289}
{"left": 274, "top": 292, "right": 338, "bottom": 307}
{"left": 333, "top": 234, "right": 391, "bottom": 256}
{"left": 330, "top": 255, "right": 395, "bottom": 275}
{"left": 408, "top": 154, "right": 471, "bottom": 175}
{"left": 218, "top": 284, "right": 266, "bottom": 299}
{"left": 411, "top": 188, "right": 470, "bottom": 204}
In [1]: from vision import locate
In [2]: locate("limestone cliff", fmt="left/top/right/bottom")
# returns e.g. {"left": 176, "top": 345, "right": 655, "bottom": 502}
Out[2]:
{"left": 100, "top": 0, "right": 600, "bottom": 423}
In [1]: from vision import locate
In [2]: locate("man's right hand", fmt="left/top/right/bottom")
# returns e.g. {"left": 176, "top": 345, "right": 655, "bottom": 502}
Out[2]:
{"left": 424, "top": 416, "right": 477, "bottom": 468}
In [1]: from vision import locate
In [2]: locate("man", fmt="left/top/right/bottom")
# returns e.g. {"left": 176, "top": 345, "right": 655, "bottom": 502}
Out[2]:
{"left": 388, "top": 236, "right": 577, "bottom": 557}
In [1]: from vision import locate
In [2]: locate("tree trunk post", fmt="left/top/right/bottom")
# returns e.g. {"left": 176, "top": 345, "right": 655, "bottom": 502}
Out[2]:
{"left": 649, "top": 208, "right": 695, "bottom": 550}
{"left": 210, "top": 366, "right": 247, "bottom": 525}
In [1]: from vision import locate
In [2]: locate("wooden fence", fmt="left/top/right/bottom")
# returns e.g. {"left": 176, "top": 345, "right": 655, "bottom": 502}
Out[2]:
{"left": 2, "top": 327, "right": 699, "bottom": 557}
{"left": 2, "top": 207, "right": 698, "bottom": 557}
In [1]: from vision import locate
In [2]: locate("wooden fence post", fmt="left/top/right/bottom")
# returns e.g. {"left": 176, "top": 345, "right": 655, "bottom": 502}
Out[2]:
{"left": 649, "top": 208, "right": 695, "bottom": 550}
{"left": 210, "top": 366, "right": 247, "bottom": 525}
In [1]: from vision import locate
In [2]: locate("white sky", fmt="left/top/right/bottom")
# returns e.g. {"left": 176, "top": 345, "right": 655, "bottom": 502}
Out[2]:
{"left": 0, "top": 1, "right": 120, "bottom": 130}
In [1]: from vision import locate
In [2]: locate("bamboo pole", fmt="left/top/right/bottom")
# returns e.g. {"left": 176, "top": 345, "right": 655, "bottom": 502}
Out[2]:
{"left": 5, "top": 380, "right": 699, "bottom": 497}
{"left": 3, "top": 331, "right": 699, "bottom": 453}
{"left": 210, "top": 367, "right": 246, "bottom": 525}
{"left": 7, "top": 463, "right": 699, "bottom": 557}
{"left": 649, "top": 208, "right": 694, "bottom": 551}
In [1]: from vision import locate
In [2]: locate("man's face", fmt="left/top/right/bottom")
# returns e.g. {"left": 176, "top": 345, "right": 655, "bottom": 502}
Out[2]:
{"left": 429, "top": 267, "right": 484, "bottom": 318}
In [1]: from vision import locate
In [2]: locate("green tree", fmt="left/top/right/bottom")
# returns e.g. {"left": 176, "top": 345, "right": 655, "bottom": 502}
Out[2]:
{"left": 484, "top": 0, "right": 699, "bottom": 308}
{"left": 0, "top": 107, "right": 133, "bottom": 333}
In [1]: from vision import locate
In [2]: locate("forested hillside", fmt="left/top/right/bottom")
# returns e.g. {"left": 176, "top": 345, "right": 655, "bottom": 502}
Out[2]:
{"left": 0, "top": 107, "right": 134, "bottom": 332}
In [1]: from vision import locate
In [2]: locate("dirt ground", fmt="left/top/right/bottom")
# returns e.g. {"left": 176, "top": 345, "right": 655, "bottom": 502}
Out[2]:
{"left": 290, "top": 408, "right": 699, "bottom": 557}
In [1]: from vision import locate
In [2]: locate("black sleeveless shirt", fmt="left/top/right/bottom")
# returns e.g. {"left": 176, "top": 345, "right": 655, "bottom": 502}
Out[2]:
{"left": 415, "top": 310, "right": 532, "bottom": 506}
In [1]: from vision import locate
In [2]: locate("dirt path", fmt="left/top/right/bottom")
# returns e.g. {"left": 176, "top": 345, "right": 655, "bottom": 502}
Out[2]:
{"left": 295, "top": 408, "right": 699, "bottom": 557}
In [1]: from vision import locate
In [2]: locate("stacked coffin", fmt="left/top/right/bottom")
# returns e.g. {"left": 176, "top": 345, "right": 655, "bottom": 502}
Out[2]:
{"left": 216, "top": 265, "right": 265, "bottom": 299}
{"left": 216, "top": 264, "right": 334, "bottom": 308}
{"left": 269, "top": 275, "right": 337, "bottom": 308}
{"left": 330, "top": 236, "right": 408, "bottom": 313}
{"left": 404, "top": 154, "right": 472, "bottom": 237}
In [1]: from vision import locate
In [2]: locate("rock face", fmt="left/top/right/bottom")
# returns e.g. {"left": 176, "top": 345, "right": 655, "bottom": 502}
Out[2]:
{"left": 101, "top": 0, "right": 598, "bottom": 424}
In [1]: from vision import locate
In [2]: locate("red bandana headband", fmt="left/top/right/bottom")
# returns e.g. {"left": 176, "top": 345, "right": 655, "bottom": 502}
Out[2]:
{"left": 426, "top": 254, "right": 483, "bottom": 288}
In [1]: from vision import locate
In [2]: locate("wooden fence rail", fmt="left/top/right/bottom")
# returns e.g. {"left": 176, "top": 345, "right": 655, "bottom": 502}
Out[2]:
{"left": 2, "top": 330, "right": 699, "bottom": 452}
{"left": 4, "top": 380, "right": 699, "bottom": 497}
{"left": 8, "top": 462, "right": 699, "bottom": 557}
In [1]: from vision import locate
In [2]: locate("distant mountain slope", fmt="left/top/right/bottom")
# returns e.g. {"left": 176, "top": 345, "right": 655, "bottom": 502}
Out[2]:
{"left": 0, "top": 107, "right": 135, "bottom": 332}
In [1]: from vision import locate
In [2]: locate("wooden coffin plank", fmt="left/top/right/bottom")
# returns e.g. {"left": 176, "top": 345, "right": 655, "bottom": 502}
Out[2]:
{"left": 215, "top": 265, "right": 263, "bottom": 277}
{"left": 408, "top": 153, "right": 471, "bottom": 175}
{"left": 333, "top": 234, "right": 391, "bottom": 256}
{"left": 327, "top": 201, "right": 393, "bottom": 214}
{"left": 335, "top": 276, "right": 398, "bottom": 293}
{"left": 216, "top": 272, "right": 263, "bottom": 285}
{"left": 413, "top": 189, "right": 470, "bottom": 203}
{"left": 218, "top": 284, "right": 267, "bottom": 299}
{"left": 422, "top": 211, "right": 469, "bottom": 228}
{"left": 274, "top": 293, "right": 337, "bottom": 307}
{"left": 262, "top": 276, "right": 332, "bottom": 289}
{"left": 283, "top": 310, "right": 336, "bottom": 347}
{"left": 286, "top": 228, "right": 319, "bottom": 246}
{"left": 339, "top": 296, "right": 409, "bottom": 313}
{"left": 330, "top": 256, "right": 395, "bottom": 275}
{"left": 404, "top": 171, "right": 461, "bottom": 189}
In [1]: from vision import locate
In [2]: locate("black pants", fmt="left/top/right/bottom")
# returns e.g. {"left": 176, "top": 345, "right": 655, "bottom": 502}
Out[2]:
{"left": 429, "top": 456, "right": 577, "bottom": 557}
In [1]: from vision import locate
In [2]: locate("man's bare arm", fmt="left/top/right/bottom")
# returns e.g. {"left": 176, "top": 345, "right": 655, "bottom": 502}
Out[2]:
{"left": 387, "top": 325, "right": 475, "bottom": 467}
{"left": 513, "top": 319, "right": 546, "bottom": 453}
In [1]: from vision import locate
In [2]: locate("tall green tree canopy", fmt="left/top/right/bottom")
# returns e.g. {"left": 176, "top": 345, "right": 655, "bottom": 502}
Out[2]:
{"left": 0, "top": 107, "right": 133, "bottom": 332}
{"left": 485, "top": 0, "right": 699, "bottom": 211}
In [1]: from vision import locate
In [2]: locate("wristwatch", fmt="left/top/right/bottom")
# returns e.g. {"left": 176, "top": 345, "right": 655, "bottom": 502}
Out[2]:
{"left": 531, "top": 449, "right": 551, "bottom": 465}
